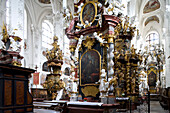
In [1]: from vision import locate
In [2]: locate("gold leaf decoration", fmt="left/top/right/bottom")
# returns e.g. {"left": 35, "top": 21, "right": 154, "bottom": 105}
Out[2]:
{"left": 81, "top": 86, "right": 99, "bottom": 97}
{"left": 83, "top": 36, "right": 95, "bottom": 50}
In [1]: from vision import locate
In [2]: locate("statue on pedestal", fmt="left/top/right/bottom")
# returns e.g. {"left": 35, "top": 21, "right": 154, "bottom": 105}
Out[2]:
{"left": 68, "top": 71, "right": 79, "bottom": 101}
{"left": 97, "top": 69, "right": 109, "bottom": 98}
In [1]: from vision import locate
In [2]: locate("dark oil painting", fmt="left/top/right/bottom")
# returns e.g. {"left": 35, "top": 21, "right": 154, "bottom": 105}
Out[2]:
{"left": 148, "top": 67, "right": 157, "bottom": 87}
{"left": 82, "top": 3, "right": 95, "bottom": 24}
{"left": 80, "top": 50, "right": 100, "bottom": 85}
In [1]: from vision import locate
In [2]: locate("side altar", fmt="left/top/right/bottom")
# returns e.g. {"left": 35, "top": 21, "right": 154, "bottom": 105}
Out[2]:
{"left": 66, "top": 0, "right": 121, "bottom": 100}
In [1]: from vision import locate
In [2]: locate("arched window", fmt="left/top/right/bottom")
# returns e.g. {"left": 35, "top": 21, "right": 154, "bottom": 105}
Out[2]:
{"left": 146, "top": 32, "right": 159, "bottom": 51}
{"left": 42, "top": 20, "right": 54, "bottom": 49}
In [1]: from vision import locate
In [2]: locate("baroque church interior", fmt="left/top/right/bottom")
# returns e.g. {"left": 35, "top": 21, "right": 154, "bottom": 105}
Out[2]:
{"left": 0, "top": 0, "right": 170, "bottom": 113}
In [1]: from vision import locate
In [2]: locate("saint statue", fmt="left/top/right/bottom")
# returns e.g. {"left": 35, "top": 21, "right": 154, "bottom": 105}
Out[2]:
{"left": 97, "top": 69, "right": 109, "bottom": 97}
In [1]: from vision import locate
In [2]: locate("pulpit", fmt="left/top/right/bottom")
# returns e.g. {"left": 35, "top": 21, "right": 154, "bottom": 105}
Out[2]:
{"left": 0, "top": 63, "right": 35, "bottom": 113}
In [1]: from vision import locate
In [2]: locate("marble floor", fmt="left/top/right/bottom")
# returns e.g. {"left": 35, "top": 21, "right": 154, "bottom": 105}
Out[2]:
{"left": 149, "top": 101, "right": 168, "bottom": 113}
{"left": 127, "top": 101, "right": 169, "bottom": 113}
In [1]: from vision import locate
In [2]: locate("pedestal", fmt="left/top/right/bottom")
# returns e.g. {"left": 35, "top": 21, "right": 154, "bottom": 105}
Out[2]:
{"left": 70, "top": 94, "right": 78, "bottom": 101}
{"left": 100, "top": 97, "right": 107, "bottom": 104}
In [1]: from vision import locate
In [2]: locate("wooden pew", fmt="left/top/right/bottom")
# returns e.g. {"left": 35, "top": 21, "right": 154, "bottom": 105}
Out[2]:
{"left": 65, "top": 102, "right": 119, "bottom": 113}
{"left": 33, "top": 102, "right": 58, "bottom": 110}
{"left": 43, "top": 100, "right": 68, "bottom": 112}
{"left": 159, "top": 88, "right": 170, "bottom": 111}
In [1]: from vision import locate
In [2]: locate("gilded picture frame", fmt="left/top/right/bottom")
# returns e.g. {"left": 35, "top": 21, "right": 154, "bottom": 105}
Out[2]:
{"left": 147, "top": 66, "right": 157, "bottom": 87}
{"left": 80, "top": 1, "right": 97, "bottom": 26}
{"left": 80, "top": 49, "right": 101, "bottom": 86}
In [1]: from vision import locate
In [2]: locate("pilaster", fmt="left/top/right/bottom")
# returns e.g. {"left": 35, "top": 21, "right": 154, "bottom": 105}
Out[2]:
{"left": 165, "top": 6, "right": 170, "bottom": 87}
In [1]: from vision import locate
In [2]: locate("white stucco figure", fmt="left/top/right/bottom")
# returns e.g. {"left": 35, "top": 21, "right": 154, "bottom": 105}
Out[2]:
{"left": 98, "top": 69, "right": 109, "bottom": 97}
{"left": 68, "top": 71, "right": 78, "bottom": 101}
{"left": 156, "top": 79, "right": 160, "bottom": 87}
{"left": 9, "top": 37, "right": 21, "bottom": 52}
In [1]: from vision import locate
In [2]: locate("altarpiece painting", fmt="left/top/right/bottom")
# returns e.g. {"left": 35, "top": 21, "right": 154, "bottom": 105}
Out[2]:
{"left": 80, "top": 49, "right": 101, "bottom": 86}
{"left": 147, "top": 67, "right": 157, "bottom": 88}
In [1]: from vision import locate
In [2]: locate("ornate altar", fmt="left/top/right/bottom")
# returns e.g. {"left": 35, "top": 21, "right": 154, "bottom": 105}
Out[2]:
{"left": 65, "top": 1, "right": 141, "bottom": 108}
{"left": 65, "top": 0, "right": 122, "bottom": 100}
{"left": 107, "top": 17, "right": 142, "bottom": 110}
{"left": 142, "top": 43, "right": 165, "bottom": 95}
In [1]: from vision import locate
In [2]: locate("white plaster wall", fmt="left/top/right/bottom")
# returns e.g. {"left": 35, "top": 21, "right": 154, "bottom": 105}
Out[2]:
{"left": 0, "top": 0, "right": 6, "bottom": 47}
{"left": 0, "top": 0, "right": 6, "bottom": 31}
{"left": 164, "top": 6, "right": 170, "bottom": 87}
{"left": 24, "top": 0, "right": 72, "bottom": 88}
{"left": 25, "top": 0, "right": 53, "bottom": 88}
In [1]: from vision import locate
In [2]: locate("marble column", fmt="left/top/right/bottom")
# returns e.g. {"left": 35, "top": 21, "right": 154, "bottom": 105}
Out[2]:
{"left": 165, "top": 32, "right": 170, "bottom": 88}
{"left": 30, "top": 24, "right": 35, "bottom": 68}
{"left": 107, "top": 44, "right": 114, "bottom": 78}
{"left": 165, "top": 7, "right": 170, "bottom": 88}
{"left": 30, "top": 24, "right": 42, "bottom": 69}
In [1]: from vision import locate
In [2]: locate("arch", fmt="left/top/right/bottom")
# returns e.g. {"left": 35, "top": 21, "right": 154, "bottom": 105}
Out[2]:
{"left": 139, "top": 0, "right": 165, "bottom": 28}
{"left": 37, "top": 8, "right": 53, "bottom": 28}
{"left": 24, "top": 1, "right": 34, "bottom": 25}
{"left": 144, "top": 15, "right": 159, "bottom": 26}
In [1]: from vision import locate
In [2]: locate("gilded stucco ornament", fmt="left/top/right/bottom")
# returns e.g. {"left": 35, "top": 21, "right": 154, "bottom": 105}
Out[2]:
{"left": 43, "top": 35, "right": 65, "bottom": 100}
{"left": 82, "top": 36, "right": 95, "bottom": 49}
{"left": 81, "top": 86, "right": 99, "bottom": 97}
